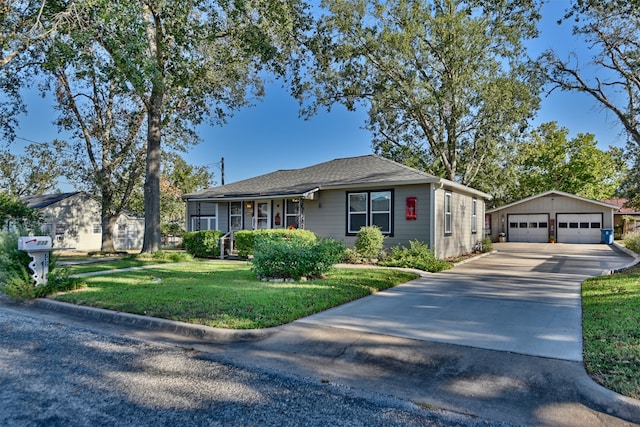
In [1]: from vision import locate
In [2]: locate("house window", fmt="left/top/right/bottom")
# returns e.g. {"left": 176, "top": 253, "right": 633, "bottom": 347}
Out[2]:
{"left": 116, "top": 224, "right": 126, "bottom": 240}
{"left": 471, "top": 199, "right": 477, "bottom": 234}
{"left": 229, "top": 202, "right": 242, "bottom": 231}
{"left": 191, "top": 216, "right": 217, "bottom": 231}
{"left": 348, "top": 192, "right": 368, "bottom": 234}
{"left": 444, "top": 192, "right": 452, "bottom": 235}
{"left": 285, "top": 199, "right": 300, "bottom": 228}
{"left": 55, "top": 223, "right": 66, "bottom": 242}
{"left": 347, "top": 190, "right": 393, "bottom": 235}
{"left": 93, "top": 224, "right": 101, "bottom": 234}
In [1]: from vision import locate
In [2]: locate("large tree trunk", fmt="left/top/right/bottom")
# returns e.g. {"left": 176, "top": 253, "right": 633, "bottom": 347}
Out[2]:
{"left": 101, "top": 214, "right": 118, "bottom": 252}
{"left": 141, "top": 86, "right": 163, "bottom": 254}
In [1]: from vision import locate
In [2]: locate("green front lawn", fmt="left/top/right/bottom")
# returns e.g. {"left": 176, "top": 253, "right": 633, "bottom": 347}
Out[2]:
{"left": 582, "top": 263, "right": 640, "bottom": 399}
{"left": 52, "top": 261, "right": 417, "bottom": 329}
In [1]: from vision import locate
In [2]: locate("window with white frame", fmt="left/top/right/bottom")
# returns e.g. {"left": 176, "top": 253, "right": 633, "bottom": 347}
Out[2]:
{"left": 348, "top": 192, "right": 368, "bottom": 234}
{"left": 191, "top": 216, "right": 217, "bottom": 231}
{"left": 471, "top": 199, "right": 477, "bottom": 234}
{"left": 93, "top": 223, "right": 101, "bottom": 234}
{"left": 285, "top": 198, "right": 300, "bottom": 228}
{"left": 347, "top": 190, "right": 393, "bottom": 235}
{"left": 229, "top": 202, "right": 242, "bottom": 231}
{"left": 444, "top": 192, "right": 452, "bottom": 235}
{"left": 370, "top": 191, "right": 391, "bottom": 233}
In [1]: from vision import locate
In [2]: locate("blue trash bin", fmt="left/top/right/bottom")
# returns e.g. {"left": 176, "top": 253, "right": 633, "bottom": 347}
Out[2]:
{"left": 601, "top": 229, "right": 614, "bottom": 244}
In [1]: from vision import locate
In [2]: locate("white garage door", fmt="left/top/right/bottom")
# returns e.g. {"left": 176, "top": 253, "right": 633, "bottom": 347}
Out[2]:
{"left": 508, "top": 214, "right": 549, "bottom": 242}
{"left": 557, "top": 214, "right": 602, "bottom": 244}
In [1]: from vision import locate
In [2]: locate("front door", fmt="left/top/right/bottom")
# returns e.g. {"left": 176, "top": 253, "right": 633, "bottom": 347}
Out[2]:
{"left": 256, "top": 201, "right": 270, "bottom": 229}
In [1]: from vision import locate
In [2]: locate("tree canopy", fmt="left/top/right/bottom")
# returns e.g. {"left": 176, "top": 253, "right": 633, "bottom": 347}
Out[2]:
{"left": 511, "top": 122, "right": 626, "bottom": 202}
{"left": 543, "top": 0, "right": 640, "bottom": 207}
{"left": 0, "top": 140, "right": 67, "bottom": 197}
{"left": 44, "top": 0, "right": 312, "bottom": 253}
{"left": 304, "top": 0, "right": 542, "bottom": 185}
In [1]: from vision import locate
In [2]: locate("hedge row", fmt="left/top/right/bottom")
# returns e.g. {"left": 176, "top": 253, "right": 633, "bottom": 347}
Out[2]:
{"left": 235, "top": 229, "right": 318, "bottom": 258}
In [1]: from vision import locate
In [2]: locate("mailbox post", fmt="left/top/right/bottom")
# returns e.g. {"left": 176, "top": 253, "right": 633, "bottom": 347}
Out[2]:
{"left": 18, "top": 236, "right": 53, "bottom": 286}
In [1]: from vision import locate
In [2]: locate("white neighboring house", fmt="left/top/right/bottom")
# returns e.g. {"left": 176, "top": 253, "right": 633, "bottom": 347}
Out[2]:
{"left": 21, "top": 192, "right": 144, "bottom": 252}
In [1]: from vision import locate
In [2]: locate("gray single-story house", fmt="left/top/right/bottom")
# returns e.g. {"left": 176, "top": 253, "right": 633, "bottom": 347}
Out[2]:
{"left": 486, "top": 190, "right": 618, "bottom": 244}
{"left": 183, "top": 155, "right": 492, "bottom": 259}
{"left": 21, "top": 192, "right": 144, "bottom": 251}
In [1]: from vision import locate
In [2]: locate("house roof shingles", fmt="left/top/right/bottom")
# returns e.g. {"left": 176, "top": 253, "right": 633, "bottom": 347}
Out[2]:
{"left": 20, "top": 192, "right": 80, "bottom": 209}
{"left": 184, "top": 155, "right": 488, "bottom": 201}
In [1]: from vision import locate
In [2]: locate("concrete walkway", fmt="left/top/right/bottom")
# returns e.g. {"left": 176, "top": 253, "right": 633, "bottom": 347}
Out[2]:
{"left": 301, "top": 243, "right": 634, "bottom": 361}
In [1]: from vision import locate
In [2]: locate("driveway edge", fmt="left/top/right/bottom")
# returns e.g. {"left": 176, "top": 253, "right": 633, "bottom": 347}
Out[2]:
{"left": 575, "top": 365, "right": 640, "bottom": 424}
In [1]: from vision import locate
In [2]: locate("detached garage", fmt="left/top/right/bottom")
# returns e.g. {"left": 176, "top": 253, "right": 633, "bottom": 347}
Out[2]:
{"left": 487, "top": 190, "right": 617, "bottom": 244}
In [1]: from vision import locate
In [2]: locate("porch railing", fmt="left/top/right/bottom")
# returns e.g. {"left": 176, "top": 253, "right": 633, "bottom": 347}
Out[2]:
{"left": 219, "top": 231, "right": 234, "bottom": 260}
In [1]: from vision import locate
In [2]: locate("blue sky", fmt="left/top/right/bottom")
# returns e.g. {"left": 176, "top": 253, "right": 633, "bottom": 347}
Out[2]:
{"left": 8, "top": 1, "right": 627, "bottom": 190}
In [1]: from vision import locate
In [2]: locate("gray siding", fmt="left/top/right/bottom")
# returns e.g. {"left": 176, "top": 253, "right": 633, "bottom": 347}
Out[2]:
{"left": 304, "top": 184, "right": 433, "bottom": 250}
{"left": 433, "top": 187, "right": 486, "bottom": 259}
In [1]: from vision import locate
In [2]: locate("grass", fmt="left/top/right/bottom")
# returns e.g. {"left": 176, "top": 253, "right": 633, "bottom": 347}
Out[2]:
{"left": 52, "top": 261, "right": 418, "bottom": 329}
{"left": 582, "top": 263, "right": 640, "bottom": 399}
{"left": 58, "top": 252, "right": 195, "bottom": 276}
{"left": 61, "top": 258, "right": 189, "bottom": 276}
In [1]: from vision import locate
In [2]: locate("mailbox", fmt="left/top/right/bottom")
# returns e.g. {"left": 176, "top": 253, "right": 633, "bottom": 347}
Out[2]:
{"left": 18, "top": 236, "right": 53, "bottom": 286}
{"left": 18, "top": 236, "right": 52, "bottom": 251}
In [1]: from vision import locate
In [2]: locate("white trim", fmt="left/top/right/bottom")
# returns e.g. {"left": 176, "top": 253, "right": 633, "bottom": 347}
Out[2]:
{"left": 487, "top": 190, "right": 619, "bottom": 213}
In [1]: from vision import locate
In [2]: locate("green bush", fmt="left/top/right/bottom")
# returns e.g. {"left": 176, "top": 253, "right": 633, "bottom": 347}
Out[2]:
{"left": 183, "top": 230, "right": 224, "bottom": 258}
{"left": 481, "top": 237, "right": 493, "bottom": 253}
{"left": 379, "top": 240, "right": 452, "bottom": 272}
{"left": 355, "top": 226, "right": 385, "bottom": 260}
{"left": 624, "top": 230, "right": 640, "bottom": 254}
{"left": 251, "top": 237, "right": 345, "bottom": 280}
{"left": 0, "top": 232, "right": 84, "bottom": 299}
{"left": 235, "top": 229, "right": 318, "bottom": 258}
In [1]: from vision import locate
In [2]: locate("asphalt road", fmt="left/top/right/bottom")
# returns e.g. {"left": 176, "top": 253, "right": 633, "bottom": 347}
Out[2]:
{"left": 0, "top": 306, "right": 500, "bottom": 427}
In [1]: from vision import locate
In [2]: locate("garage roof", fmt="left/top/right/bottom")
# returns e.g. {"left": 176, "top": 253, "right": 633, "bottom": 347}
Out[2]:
{"left": 487, "top": 190, "right": 619, "bottom": 213}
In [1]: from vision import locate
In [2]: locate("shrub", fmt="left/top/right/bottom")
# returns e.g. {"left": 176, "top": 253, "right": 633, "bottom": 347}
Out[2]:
{"left": 183, "top": 230, "right": 224, "bottom": 258}
{"left": 251, "top": 237, "right": 345, "bottom": 280}
{"left": 0, "top": 232, "right": 84, "bottom": 299}
{"left": 235, "top": 229, "right": 318, "bottom": 258}
{"left": 355, "top": 226, "right": 385, "bottom": 260}
{"left": 624, "top": 230, "right": 640, "bottom": 254}
{"left": 481, "top": 237, "right": 493, "bottom": 253}
{"left": 379, "top": 240, "right": 452, "bottom": 272}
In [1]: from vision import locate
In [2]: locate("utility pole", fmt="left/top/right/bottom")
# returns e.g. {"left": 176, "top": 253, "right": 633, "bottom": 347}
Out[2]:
{"left": 221, "top": 157, "right": 225, "bottom": 185}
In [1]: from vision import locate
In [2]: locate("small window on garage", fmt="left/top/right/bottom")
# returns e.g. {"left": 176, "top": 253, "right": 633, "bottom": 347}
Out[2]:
{"left": 519, "top": 222, "right": 527, "bottom": 228}
{"left": 569, "top": 222, "right": 579, "bottom": 229}
{"left": 591, "top": 222, "right": 601, "bottom": 228}
{"left": 510, "top": 222, "right": 518, "bottom": 228}
{"left": 580, "top": 222, "right": 590, "bottom": 228}
{"left": 559, "top": 222, "right": 568, "bottom": 228}
{"left": 539, "top": 222, "right": 548, "bottom": 228}
{"left": 530, "top": 222, "right": 538, "bottom": 228}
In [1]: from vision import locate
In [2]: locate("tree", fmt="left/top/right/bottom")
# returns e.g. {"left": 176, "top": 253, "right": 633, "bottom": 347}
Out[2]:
{"left": 43, "top": 41, "right": 148, "bottom": 253}
{"left": 304, "top": 0, "right": 542, "bottom": 185}
{"left": 160, "top": 153, "right": 213, "bottom": 235}
{"left": 0, "top": 1, "right": 83, "bottom": 139}
{"left": 0, "top": 140, "right": 67, "bottom": 197}
{"left": 511, "top": 122, "right": 626, "bottom": 202}
{"left": 58, "top": 0, "right": 311, "bottom": 254}
{"left": 543, "top": 0, "right": 640, "bottom": 207}
{"left": 0, "top": 191, "right": 40, "bottom": 230}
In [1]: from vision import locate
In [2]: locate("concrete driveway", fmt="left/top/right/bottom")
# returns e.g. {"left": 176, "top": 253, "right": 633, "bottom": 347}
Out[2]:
{"left": 299, "top": 243, "right": 635, "bottom": 362}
